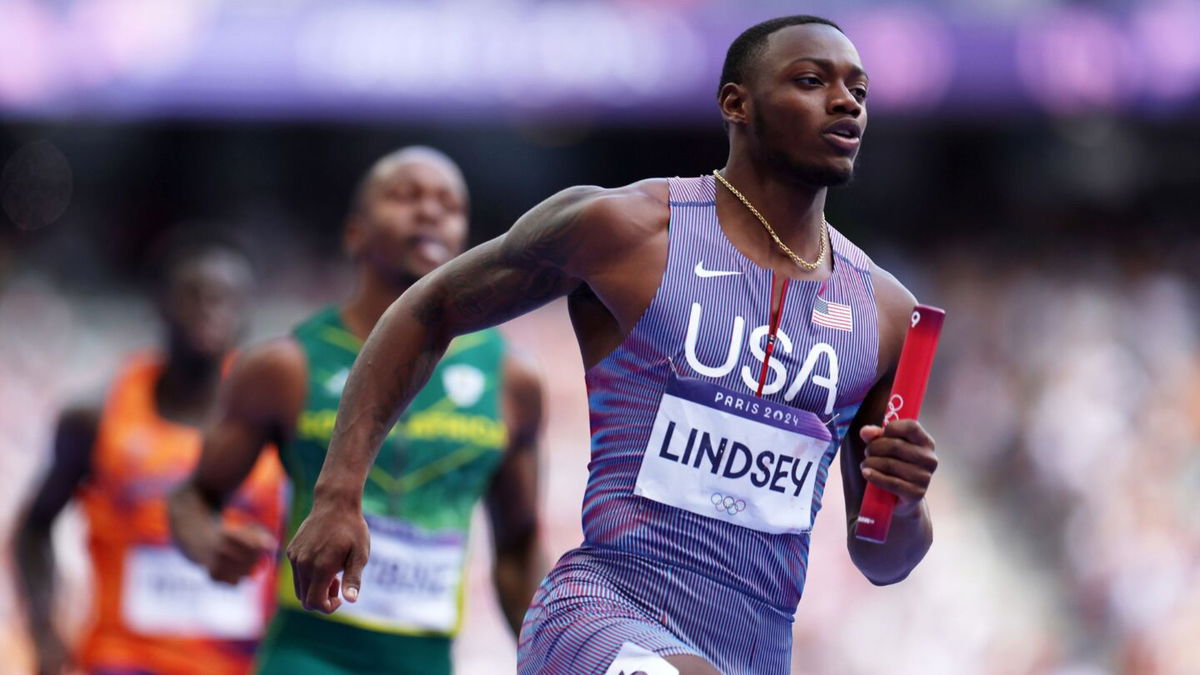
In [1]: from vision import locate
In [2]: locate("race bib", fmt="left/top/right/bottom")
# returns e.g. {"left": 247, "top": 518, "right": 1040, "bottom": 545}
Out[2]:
{"left": 336, "top": 515, "right": 466, "bottom": 633}
{"left": 635, "top": 373, "right": 833, "bottom": 535}
{"left": 122, "top": 546, "right": 265, "bottom": 639}
{"left": 604, "top": 642, "right": 679, "bottom": 675}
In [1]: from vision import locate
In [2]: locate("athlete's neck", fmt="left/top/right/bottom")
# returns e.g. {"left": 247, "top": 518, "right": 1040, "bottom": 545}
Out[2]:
{"left": 718, "top": 156, "right": 828, "bottom": 266}
{"left": 341, "top": 267, "right": 412, "bottom": 341}
{"left": 156, "top": 345, "right": 223, "bottom": 424}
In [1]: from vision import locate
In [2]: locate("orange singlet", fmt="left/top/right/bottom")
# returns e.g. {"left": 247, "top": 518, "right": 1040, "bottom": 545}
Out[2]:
{"left": 76, "top": 354, "right": 284, "bottom": 674}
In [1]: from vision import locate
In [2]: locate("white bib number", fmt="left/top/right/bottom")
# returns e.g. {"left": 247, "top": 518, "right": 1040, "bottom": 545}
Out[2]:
{"left": 635, "top": 374, "right": 833, "bottom": 535}
{"left": 122, "top": 546, "right": 265, "bottom": 639}
{"left": 604, "top": 642, "right": 680, "bottom": 675}
{"left": 336, "top": 515, "right": 466, "bottom": 633}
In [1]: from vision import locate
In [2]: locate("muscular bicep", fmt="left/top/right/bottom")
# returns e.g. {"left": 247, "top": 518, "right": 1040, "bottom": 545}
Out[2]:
{"left": 189, "top": 340, "right": 306, "bottom": 507}
{"left": 409, "top": 186, "right": 615, "bottom": 339}
{"left": 22, "top": 406, "right": 99, "bottom": 528}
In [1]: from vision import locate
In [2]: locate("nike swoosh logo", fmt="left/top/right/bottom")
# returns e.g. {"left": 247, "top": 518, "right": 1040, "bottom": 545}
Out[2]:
{"left": 694, "top": 261, "right": 742, "bottom": 278}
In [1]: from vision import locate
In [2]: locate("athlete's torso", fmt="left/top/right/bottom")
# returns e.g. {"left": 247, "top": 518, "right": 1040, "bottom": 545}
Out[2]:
{"left": 579, "top": 174, "right": 880, "bottom": 610}
{"left": 79, "top": 353, "right": 285, "bottom": 675}
{"left": 268, "top": 308, "right": 507, "bottom": 668}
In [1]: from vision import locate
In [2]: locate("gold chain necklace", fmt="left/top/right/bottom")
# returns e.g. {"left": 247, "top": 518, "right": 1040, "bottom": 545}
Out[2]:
{"left": 712, "top": 169, "right": 827, "bottom": 272}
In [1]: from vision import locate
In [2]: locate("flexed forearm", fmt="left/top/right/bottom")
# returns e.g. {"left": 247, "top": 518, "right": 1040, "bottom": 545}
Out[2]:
{"left": 314, "top": 295, "right": 451, "bottom": 503}
{"left": 313, "top": 190, "right": 593, "bottom": 503}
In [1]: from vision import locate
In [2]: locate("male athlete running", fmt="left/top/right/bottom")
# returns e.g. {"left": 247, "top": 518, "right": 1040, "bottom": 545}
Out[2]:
{"left": 288, "top": 17, "right": 939, "bottom": 674}
{"left": 168, "top": 147, "right": 546, "bottom": 674}
{"left": 15, "top": 242, "right": 283, "bottom": 675}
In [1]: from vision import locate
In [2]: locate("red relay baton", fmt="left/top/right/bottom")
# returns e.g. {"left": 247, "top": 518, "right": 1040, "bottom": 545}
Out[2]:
{"left": 853, "top": 304, "right": 946, "bottom": 544}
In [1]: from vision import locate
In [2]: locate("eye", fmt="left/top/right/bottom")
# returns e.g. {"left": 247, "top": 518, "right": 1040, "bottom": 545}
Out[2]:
{"left": 794, "top": 75, "right": 823, "bottom": 87}
{"left": 852, "top": 87, "right": 868, "bottom": 101}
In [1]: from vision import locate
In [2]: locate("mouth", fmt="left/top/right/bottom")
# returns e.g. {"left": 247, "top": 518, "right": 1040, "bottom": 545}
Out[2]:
{"left": 821, "top": 119, "right": 862, "bottom": 154}
{"left": 409, "top": 235, "right": 451, "bottom": 265}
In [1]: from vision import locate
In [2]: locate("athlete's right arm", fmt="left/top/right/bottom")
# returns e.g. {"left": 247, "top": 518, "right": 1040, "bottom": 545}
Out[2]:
{"left": 15, "top": 406, "right": 98, "bottom": 675}
{"left": 168, "top": 340, "right": 306, "bottom": 584}
{"left": 288, "top": 185, "right": 620, "bottom": 613}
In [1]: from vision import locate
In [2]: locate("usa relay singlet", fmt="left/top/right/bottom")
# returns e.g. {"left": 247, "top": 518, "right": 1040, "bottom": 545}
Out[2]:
{"left": 519, "top": 175, "right": 881, "bottom": 674}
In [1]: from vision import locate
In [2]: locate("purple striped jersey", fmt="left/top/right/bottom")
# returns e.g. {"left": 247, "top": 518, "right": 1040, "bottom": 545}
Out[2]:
{"left": 581, "top": 175, "right": 880, "bottom": 610}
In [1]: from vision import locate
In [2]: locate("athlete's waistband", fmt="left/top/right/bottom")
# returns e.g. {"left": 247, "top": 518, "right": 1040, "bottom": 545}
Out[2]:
{"left": 560, "top": 543, "right": 800, "bottom": 617}
{"left": 262, "top": 607, "right": 452, "bottom": 667}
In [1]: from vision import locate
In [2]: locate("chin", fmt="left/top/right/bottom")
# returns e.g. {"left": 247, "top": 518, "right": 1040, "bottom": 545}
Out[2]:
{"left": 386, "top": 262, "right": 432, "bottom": 286}
{"left": 793, "top": 161, "right": 855, "bottom": 188}
{"left": 765, "top": 146, "right": 856, "bottom": 188}
{"left": 187, "top": 341, "right": 231, "bottom": 360}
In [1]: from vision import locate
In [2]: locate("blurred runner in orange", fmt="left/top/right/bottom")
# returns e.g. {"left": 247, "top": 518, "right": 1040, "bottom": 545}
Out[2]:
{"left": 14, "top": 241, "right": 285, "bottom": 675}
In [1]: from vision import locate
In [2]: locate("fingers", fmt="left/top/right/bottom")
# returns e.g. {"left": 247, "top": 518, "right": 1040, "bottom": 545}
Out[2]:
{"left": 288, "top": 543, "right": 312, "bottom": 607}
{"left": 861, "top": 439, "right": 936, "bottom": 502}
{"left": 862, "top": 455, "right": 932, "bottom": 492}
{"left": 289, "top": 549, "right": 304, "bottom": 603}
{"left": 289, "top": 532, "right": 346, "bottom": 614}
{"left": 861, "top": 464, "right": 927, "bottom": 503}
{"left": 209, "top": 528, "right": 271, "bottom": 584}
{"left": 859, "top": 424, "right": 884, "bottom": 444}
{"left": 284, "top": 507, "right": 370, "bottom": 612}
{"left": 864, "top": 436, "right": 938, "bottom": 472}
{"left": 341, "top": 543, "right": 370, "bottom": 603}
{"left": 859, "top": 420, "right": 938, "bottom": 504}
{"left": 239, "top": 523, "right": 279, "bottom": 554}
{"left": 305, "top": 563, "right": 342, "bottom": 613}
{"left": 878, "top": 419, "right": 935, "bottom": 448}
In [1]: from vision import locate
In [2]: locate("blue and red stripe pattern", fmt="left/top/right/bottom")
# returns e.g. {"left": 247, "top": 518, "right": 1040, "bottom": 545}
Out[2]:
{"left": 519, "top": 175, "right": 880, "bottom": 674}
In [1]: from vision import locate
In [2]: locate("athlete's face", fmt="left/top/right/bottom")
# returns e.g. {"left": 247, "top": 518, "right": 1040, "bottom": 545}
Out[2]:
{"left": 735, "top": 24, "right": 869, "bottom": 186}
{"left": 163, "top": 251, "right": 252, "bottom": 359}
{"left": 347, "top": 159, "right": 468, "bottom": 285}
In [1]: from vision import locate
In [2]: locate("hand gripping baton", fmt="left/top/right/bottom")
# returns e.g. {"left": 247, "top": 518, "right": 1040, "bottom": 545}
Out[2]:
{"left": 853, "top": 304, "right": 946, "bottom": 544}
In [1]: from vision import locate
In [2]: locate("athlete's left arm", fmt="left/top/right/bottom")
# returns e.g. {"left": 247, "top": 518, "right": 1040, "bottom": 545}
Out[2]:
{"left": 485, "top": 353, "right": 548, "bottom": 636}
{"left": 839, "top": 267, "right": 938, "bottom": 585}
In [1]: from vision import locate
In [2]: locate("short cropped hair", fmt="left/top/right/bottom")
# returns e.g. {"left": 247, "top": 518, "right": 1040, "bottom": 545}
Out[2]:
{"left": 718, "top": 15, "right": 843, "bottom": 97}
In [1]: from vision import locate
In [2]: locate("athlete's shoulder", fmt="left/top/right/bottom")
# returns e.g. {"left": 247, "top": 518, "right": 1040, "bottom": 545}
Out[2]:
{"left": 531, "top": 179, "right": 667, "bottom": 239}
{"left": 869, "top": 263, "right": 919, "bottom": 370}
{"left": 232, "top": 336, "right": 307, "bottom": 383}
{"left": 291, "top": 306, "right": 341, "bottom": 339}
{"left": 224, "top": 336, "right": 308, "bottom": 423}
{"left": 507, "top": 179, "right": 668, "bottom": 278}
{"left": 870, "top": 263, "right": 916, "bottom": 306}
{"left": 573, "top": 178, "right": 669, "bottom": 234}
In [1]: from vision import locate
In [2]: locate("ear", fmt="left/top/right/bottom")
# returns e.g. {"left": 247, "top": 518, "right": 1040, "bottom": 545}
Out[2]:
{"left": 718, "top": 82, "right": 751, "bottom": 127}
{"left": 343, "top": 214, "right": 366, "bottom": 259}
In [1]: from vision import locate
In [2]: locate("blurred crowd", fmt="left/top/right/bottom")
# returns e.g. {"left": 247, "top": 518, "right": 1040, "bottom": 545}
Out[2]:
{"left": 2, "top": 227, "right": 1197, "bottom": 673}
{"left": 2, "top": 1, "right": 1197, "bottom": 669}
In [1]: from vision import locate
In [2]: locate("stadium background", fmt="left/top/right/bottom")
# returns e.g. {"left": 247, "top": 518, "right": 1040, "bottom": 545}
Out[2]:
{"left": 2, "top": 0, "right": 1198, "bottom": 672}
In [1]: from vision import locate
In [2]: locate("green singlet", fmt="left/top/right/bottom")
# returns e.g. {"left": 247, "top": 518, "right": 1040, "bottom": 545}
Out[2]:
{"left": 256, "top": 307, "right": 508, "bottom": 675}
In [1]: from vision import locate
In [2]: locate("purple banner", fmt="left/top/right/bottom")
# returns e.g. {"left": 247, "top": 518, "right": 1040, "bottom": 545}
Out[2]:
{"left": 0, "top": 0, "right": 1197, "bottom": 120}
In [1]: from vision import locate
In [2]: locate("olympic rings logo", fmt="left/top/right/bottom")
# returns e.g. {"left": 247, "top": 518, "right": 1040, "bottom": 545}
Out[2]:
{"left": 883, "top": 393, "right": 904, "bottom": 425}
{"left": 711, "top": 493, "right": 746, "bottom": 515}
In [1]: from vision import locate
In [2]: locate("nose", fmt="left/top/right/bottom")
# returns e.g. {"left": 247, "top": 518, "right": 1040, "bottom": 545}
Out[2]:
{"left": 416, "top": 195, "right": 444, "bottom": 224}
{"left": 829, "top": 83, "right": 862, "bottom": 118}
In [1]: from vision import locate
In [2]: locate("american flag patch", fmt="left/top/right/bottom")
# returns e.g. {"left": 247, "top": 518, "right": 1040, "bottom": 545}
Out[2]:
{"left": 812, "top": 296, "right": 853, "bottom": 332}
